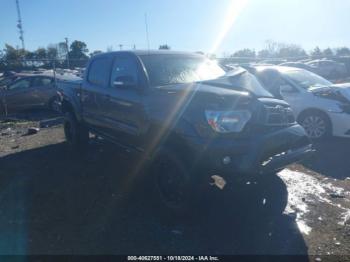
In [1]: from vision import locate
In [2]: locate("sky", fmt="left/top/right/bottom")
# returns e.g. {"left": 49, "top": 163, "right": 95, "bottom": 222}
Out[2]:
{"left": 1, "top": 0, "right": 350, "bottom": 55}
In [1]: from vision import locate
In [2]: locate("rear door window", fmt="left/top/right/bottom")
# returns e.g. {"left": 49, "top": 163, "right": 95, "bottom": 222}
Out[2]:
{"left": 8, "top": 78, "right": 31, "bottom": 90}
{"left": 33, "top": 77, "right": 53, "bottom": 87}
{"left": 110, "top": 56, "right": 138, "bottom": 87}
{"left": 88, "top": 57, "right": 112, "bottom": 87}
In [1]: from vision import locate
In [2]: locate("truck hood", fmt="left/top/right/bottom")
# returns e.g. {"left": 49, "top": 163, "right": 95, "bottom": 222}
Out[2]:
{"left": 153, "top": 68, "right": 273, "bottom": 99}
{"left": 154, "top": 81, "right": 250, "bottom": 98}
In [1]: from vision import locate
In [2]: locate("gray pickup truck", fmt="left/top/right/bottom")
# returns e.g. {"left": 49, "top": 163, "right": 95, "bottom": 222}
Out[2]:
{"left": 57, "top": 50, "right": 313, "bottom": 219}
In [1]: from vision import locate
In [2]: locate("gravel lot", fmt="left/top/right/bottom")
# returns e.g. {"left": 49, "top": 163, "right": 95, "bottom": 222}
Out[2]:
{"left": 0, "top": 111, "right": 349, "bottom": 257}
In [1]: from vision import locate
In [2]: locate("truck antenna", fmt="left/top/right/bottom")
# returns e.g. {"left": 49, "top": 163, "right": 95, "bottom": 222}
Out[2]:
{"left": 144, "top": 13, "right": 150, "bottom": 52}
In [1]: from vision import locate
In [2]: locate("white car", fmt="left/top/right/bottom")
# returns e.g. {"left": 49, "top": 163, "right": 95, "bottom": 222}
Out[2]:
{"left": 251, "top": 66, "right": 350, "bottom": 139}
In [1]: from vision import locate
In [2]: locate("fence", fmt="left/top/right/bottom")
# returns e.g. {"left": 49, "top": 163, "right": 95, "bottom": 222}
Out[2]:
{"left": 0, "top": 58, "right": 89, "bottom": 73}
{"left": 2, "top": 55, "right": 350, "bottom": 79}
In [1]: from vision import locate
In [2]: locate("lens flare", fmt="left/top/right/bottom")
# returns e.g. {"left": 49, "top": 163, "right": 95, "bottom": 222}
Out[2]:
{"left": 210, "top": 0, "right": 249, "bottom": 54}
{"left": 117, "top": 0, "right": 249, "bottom": 197}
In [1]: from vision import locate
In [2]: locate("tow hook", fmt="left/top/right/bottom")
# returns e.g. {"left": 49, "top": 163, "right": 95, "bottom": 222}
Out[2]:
{"left": 210, "top": 175, "right": 226, "bottom": 190}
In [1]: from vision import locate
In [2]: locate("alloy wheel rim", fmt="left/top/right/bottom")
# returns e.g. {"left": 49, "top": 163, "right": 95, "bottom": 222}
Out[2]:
{"left": 302, "top": 115, "right": 326, "bottom": 138}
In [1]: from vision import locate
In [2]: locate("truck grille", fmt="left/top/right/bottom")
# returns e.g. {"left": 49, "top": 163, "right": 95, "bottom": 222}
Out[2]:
{"left": 264, "top": 105, "right": 295, "bottom": 126}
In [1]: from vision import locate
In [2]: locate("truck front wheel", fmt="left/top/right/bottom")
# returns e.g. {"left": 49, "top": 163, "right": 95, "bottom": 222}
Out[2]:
{"left": 149, "top": 148, "right": 196, "bottom": 222}
{"left": 64, "top": 111, "right": 89, "bottom": 150}
{"left": 256, "top": 174, "right": 288, "bottom": 217}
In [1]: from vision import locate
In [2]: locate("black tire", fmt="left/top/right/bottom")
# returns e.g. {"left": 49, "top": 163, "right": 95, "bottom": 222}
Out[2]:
{"left": 148, "top": 147, "right": 196, "bottom": 223}
{"left": 230, "top": 174, "right": 288, "bottom": 220}
{"left": 257, "top": 174, "right": 288, "bottom": 218}
{"left": 299, "top": 111, "right": 331, "bottom": 140}
{"left": 64, "top": 111, "right": 89, "bottom": 150}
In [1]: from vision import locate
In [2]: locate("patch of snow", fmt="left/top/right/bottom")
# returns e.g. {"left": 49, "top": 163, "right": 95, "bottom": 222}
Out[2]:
{"left": 278, "top": 169, "right": 348, "bottom": 235}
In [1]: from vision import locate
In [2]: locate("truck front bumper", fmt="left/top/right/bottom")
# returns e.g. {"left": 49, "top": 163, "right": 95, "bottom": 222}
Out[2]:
{"left": 185, "top": 124, "right": 314, "bottom": 178}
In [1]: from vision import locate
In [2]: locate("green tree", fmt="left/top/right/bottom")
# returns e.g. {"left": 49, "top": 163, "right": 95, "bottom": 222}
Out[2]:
{"left": 69, "top": 40, "right": 89, "bottom": 60}
{"left": 57, "top": 42, "right": 68, "bottom": 60}
{"left": 257, "top": 49, "right": 271, "bottom": 58}
{"left": 159, "top": 44, "right": 171, "bottom": 50}
{"left": 24, "top": 51, "right": 35, "bottom": 60}
{"left": 68, "top": 40, "right": 89, "bottom": 67}
{"left": 2, "top": 44, "right": 30, "bottom": 70}
{"left": 3, "top": 44, "right": 20, "bottom": 60}
{"left": 322, "top": 48, "right": 333, "bottom": 57}
{"left": 277, "top": 44, "right": 306, "bottom": 57}
{"left": 311, "top": 46, "right": 322, "bottom": 57}
{"left": 47, "top": 45, "right": 58, "bottom": 60}
{"left": 232, "top": 49, "right": 256, "bottom": 58}
{"left": 336, "top": 47, "right": 350, "bottom": 56}
{"left": 34, "top": 48, "right": 47, "bottom": 59}
{"left": 90, "top": 50, "right": 103, "bottom": 57}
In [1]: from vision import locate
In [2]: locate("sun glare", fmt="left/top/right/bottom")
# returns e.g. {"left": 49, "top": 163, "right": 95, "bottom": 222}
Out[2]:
{"left": 210, "top": 0, "right": 249, "bottom": 54}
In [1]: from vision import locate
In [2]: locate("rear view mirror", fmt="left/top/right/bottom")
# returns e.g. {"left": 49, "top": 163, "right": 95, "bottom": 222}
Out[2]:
{"left": 113, "top": 75, "right": 137, "bottom": 88}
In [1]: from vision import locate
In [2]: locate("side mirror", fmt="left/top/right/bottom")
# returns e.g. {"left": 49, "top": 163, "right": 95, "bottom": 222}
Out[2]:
{"left": 113, "top": 75, "right": 137, "bottom": 88}
{"left": 280, "top": 84, "right": 297, "bottom": 93}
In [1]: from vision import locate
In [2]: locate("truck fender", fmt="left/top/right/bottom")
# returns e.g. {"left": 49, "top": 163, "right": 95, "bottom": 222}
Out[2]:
{"left": 60, "top": 98, "right": 82, "bottom": 122}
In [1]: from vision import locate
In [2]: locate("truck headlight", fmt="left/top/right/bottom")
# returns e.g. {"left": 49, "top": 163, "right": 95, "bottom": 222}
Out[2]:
{"left": 205, "top": 110, "right": 252, "bottom": 133}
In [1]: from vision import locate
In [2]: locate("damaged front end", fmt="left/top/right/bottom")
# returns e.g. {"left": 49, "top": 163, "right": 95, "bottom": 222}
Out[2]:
{"left": 309, "top": 85, "right": 350, "bottom": 114}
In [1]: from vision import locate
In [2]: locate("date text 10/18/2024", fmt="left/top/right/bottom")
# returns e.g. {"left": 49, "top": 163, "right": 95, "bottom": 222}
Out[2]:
{"left": 127, "top": 256, "right": 219, "bottom": 261}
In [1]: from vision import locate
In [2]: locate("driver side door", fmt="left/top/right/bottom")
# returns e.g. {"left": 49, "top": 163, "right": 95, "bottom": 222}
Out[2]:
{"left": 102, "top": 54, "right": 144, "bottom": 147}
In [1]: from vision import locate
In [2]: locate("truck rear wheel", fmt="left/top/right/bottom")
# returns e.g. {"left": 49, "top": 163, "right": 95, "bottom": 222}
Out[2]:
{"left": 64, "top": 111, "right": 89, "bottom": 150}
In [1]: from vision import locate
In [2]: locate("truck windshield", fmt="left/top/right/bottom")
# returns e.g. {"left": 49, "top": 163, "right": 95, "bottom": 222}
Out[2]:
{"left": 140, "top": 54, "right": 226, "bottom": 87}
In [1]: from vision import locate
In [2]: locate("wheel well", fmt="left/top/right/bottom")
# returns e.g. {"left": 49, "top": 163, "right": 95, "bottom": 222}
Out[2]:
{"left": 297, "top": 108, "right": 332, "bottom": 132}
{"left": 48, "top": 95, "right": 58, "bottom": 104}
{"left": 47, "top": 95, "right": 59, "bottom": 109}
{"left": 61, "top": 100, "right": 73, "bottom": 113}
{"left": 159, "top": 133, "right": 195, "bottom": 167}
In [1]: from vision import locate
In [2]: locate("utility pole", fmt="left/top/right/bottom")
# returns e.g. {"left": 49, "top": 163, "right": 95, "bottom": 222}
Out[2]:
{"left": 15, "top": 0, "right": 25, "bottom": 50}
{"left": 119, "top": 44, "right": 123, "bottom": 50}
{"left": 65, "top": 37, "right": 70, "bottom": 68}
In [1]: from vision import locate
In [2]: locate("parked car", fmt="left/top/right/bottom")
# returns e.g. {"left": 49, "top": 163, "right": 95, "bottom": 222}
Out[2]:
{"left": 306, "top": 59, "right": 347, "bottom": 79}
{"left": 279, "top": 62, "right": 316, "bottom": 72}
{"left": 249, "top": 65, "right": 350, "bottom": 139}
{"left": 0, "top": 71, "right": 21, "bottom": 88}
{"left": 0, "top": 74, "right": 59, "bottom": 115}
{"left": 57, "top": 50, "right": 312, "bottom": 218}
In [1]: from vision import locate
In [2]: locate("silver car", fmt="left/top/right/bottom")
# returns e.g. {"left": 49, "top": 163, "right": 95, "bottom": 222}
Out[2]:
{"left": 306, "top": 59, "right": 347, "bottom": 79}
{"left": 0, "top": 74, "right": 58, "bottom": 115}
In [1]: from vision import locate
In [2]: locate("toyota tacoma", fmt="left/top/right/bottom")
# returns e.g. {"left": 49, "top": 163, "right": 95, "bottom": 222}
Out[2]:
{"left": 57, "top": 50, "right": 313, "bottom": 218}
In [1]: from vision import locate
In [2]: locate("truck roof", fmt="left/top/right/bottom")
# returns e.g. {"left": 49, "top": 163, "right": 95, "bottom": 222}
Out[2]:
{"left": 94, "top": 50, "right": 205, "bottom": 58}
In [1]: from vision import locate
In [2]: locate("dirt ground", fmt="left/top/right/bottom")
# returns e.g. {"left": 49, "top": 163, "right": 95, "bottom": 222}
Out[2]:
{"left": 0, "top": 111, "right": 349, "bottom": 258}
